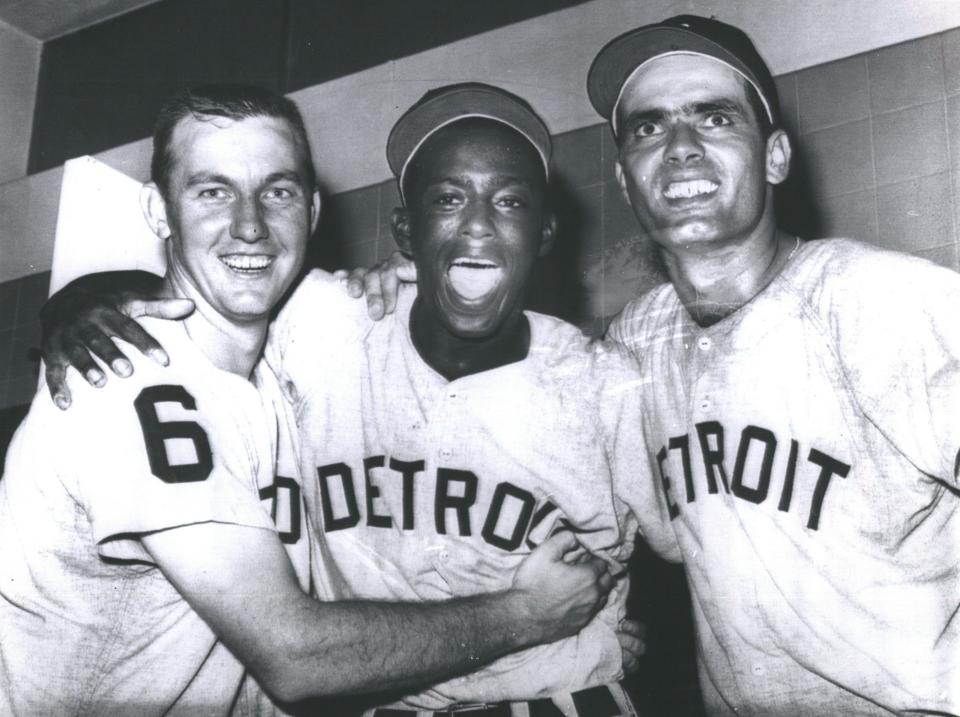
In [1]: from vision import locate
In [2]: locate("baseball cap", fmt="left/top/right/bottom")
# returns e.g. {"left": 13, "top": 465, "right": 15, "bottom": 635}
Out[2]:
{"left": 387, "top": 82, "right": 552, "bottom": 201}
{"left": 587, "top": 14, "right": 779, "bottom": 135}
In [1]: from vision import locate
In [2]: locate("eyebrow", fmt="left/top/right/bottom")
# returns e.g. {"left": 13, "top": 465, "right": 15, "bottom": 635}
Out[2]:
{"left": 429, "top": 174, "right": 534, "bottom": 188}
{"left": 185, "top": 172, "right": 233, "bottom": 187}
{"left": 264, "top": 170, "right": 305, "bottom": 184}
{"left": 622, "top": 98, "right": 749, "bottom": 127}
{"left": 184, "top": 170, "right": 305, "bottom": 187}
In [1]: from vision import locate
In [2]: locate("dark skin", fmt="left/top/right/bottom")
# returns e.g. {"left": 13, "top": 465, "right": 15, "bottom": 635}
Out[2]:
{"left": 395, "top": 118, "right": 555, "bottom": 380}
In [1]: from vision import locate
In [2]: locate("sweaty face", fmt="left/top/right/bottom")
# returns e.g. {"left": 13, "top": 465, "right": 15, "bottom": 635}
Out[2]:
{"left": 615, "top": 55, "right": 776, "bottom": 252}
{"left": 400, "top": 119, "right": 550, "bottom": 339}
{"left": 160, "top": 114, "right": 315, "bottom": 325}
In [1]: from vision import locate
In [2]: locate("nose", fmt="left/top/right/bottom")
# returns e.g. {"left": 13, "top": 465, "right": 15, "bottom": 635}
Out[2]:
{"left": 664, "top": 122, "right": 704, "bottom": 165}
{"left": 461, "top": 200, "right": 495, "bottom": 239}
{"left": 231, "top": 196, "right": 268, "bottom": 242}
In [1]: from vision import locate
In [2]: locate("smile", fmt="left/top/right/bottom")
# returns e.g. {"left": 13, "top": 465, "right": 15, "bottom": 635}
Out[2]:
{"left": 220, "top": 254, "right": 274, "bottom": 273}
{"left": 663, "top": 180, "right": 718, "bottom": 199}
{"left": 447, "top": 258, "right": 504, "bottom": 301}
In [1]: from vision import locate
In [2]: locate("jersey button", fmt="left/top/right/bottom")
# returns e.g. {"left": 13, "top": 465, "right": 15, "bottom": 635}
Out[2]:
{"left": 699, "top": 399, "right": 711, "bottom": 411}
{"left": 697, "top": 336, "right": 711, "bottom": 350}
{"left": 440, "top": 448, "right": 453, "bottom": 458}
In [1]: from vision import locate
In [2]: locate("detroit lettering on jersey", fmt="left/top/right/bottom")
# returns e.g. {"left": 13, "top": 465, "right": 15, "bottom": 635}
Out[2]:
{"left": 316, "top": 456, "right": 580, "bottom": 551}
{"left": 655, "top": 420, "right": 851, "bottom": 530}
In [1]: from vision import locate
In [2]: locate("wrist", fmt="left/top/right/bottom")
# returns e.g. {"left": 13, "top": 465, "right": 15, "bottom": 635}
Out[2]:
{"left": 496, "top": 588, "right": 542, "bottom": 649}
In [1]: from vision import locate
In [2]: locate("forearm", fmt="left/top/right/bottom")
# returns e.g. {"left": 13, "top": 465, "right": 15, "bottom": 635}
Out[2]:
{"left": 148, "top": 523, "right": 610, "bottom": 706}
{"left": 41, "top": 269, "right": 164, "bottom": 324}
{"left": 262, "top": 590, "right": 540, "bottom": 702}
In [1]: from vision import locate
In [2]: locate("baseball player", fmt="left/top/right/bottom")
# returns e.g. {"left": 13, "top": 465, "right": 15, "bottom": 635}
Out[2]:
{"left": 264, "top": 83, "right": 674, "bottom": 716}
{"left": 586, "top": 14, "right": 960, "bottom": 716}
{"left": 0, "top": 84, "right": 616, "bottom": 715}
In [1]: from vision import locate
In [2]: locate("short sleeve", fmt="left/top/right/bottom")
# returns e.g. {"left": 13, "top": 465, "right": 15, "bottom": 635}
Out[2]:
{"left": 62, "top": 363, "right": 275, "bottom": 563}
{"left": 817, "top": 247, "right": 960, "bottom": 485}
{"left": 593, "top": 341, "right": 681, "bottom": 561}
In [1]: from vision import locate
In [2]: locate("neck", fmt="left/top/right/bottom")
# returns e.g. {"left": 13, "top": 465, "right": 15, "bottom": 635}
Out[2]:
{"left": 409, "top": 298, "right": 531, "bottom": 381}
{"left": 163, "top": 270, "right": 266, "bottom": 379}
{"left": 660, "top": 213, "right": 796, "bottom": 327}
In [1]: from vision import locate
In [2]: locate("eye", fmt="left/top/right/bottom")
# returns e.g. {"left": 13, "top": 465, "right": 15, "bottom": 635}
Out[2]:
{"left": 633, "top": 121, "right": 661, "bottom": 138}
{"left": 703, "top": 112, "right": 732, "bottom": 128}
{"left": 495, "top": 195, "right": 525, "bottom": 209}
{"left": 435, "top": 193, "right": 462, "bottom": 207}
{"left": 263, "top": 186, "right": 296, "bottom": 201}
{"left": 198, "top": 187, "right": 229, "bottom": 199}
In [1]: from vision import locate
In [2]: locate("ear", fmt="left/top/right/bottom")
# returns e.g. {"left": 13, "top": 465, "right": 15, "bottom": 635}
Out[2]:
{"left": 765, "top": 129, "right": 792, "bottom": 186}
{"left": 391, "top": 207, "right": 413, "bottom": 255}
{"left": 539, "top": 210, "right": 557, "bottom": 257}
{"left": 614, "top": 160, "right": 630, "bottom": 202}
{"left": 140, "top": 182, "right": 172, "bottom": 240}
{"left": 309, "top": 188, "right": 322, "bottom": 234}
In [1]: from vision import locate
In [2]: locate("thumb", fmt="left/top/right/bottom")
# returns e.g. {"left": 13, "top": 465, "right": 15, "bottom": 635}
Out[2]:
{"left": 395, "top": 263, "right": 419, "bottom": 282}
{"left": 126, "top": 298, "right": 195, "bottom": 319}
{"left": 539, "top": 529, "right": 578, "bottom": 559}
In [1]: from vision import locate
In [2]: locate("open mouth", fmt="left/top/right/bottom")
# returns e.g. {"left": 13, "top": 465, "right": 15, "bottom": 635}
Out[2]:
{"left": 220, "top": 254, "right": 274, "bottom": 274}
{"left": 663, "top": 179, "right": 718, "bottom": 200}
{"left": 447, "top": 258, "right": 503, "bottom": 301}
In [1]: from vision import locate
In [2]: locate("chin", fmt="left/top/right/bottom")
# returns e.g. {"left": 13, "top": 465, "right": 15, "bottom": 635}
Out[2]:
{"left": 221, "top": 299, "right": 274, "bottom": 323}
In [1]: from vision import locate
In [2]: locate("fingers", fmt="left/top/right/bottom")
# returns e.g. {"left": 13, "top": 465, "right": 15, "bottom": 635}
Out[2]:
{"left": 106, "top": 315, "right": 169, "bottom": 366}
{"left": 65, "top": 342, "right": 106, "bottom": 389}
{"left": 75, "top": 321, "right": 134, "bottom": 377}
{"left": 378, "top": 264, "right": 400, "bottom": 316}
{"left": 598, "top": 565, "right": 616, "bottom": 591}
{"left": 619, "top": 618, "right": 647, "bottom": 640}
{"left": 617, "top": 619, "right": 647, "bottom": 673}
{"left": 538, "top": 530, "right": 579, "bottom": 559}
{"left": 126, "top": 298, "right": 194, "bottom": 321}
{"left": 363, "top": 270, "right": 386, "bottom": 320}
{"left": 44, "top": 360, "right": 72, "bottom": 410}
{"left": 343, "top": 268, "right": 368, "bottom": 299}
{"left": 394, "top": 260, "right": 418, "bottom": 283}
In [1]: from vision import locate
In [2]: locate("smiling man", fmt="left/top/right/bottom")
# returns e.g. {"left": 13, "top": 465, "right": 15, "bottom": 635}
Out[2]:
{"left": 0, "top": 85, "right": 617, "bottom": 715}
{"left": 588, "top": 14, "right": 960, "bottom": 716}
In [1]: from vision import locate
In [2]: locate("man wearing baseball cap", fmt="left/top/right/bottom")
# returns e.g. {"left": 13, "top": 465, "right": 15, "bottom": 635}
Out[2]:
{"left": 262, "top": 81, "right": 661, "bottom": 716}
{"left": 588, "top": 14, "right": 960, "bottom": 716}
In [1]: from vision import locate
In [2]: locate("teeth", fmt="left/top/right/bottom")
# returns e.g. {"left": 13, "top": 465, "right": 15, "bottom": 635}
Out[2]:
{"left": 448, "top": 260, "right": 503, "bottom": 300}
{"left": 221, "top": 255, "right": 273, "bottom": 271}
{"left": 664, "top": 180, "right": 718, "bottom": 199}
{"left": 452, "top": 259, "right": 498, "bottom": 269}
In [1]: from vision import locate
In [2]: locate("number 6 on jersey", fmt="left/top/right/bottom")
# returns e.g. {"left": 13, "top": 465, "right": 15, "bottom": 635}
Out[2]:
{"left": 134, "top": 384, "right": 214, "bottom": 483}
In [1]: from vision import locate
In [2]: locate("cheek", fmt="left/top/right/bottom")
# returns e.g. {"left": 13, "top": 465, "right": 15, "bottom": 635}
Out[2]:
{"left": 619, "top": 156, "right": 657, "bottom": 201}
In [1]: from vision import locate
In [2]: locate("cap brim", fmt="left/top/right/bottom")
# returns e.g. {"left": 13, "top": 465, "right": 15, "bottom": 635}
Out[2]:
{"left": 587, "top": 26, "right": 767, "bottom": 124}
{"left": 387, "top": 85, "right": 552, "bottom": 199}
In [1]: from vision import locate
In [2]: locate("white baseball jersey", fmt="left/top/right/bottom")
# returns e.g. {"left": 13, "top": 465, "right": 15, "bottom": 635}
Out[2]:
{"left": 608, "top": 238, "right": 960, "bottom": 716}
{"left": 267, "top": 270, "right": 671, "bottom": 710}
{"left": 0, "top": 318, "right": 310, "bottom": 717}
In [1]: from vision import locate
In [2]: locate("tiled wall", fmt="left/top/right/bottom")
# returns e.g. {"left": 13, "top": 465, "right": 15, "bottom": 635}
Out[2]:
{"left": 4, "top": 28, "right": 960, "bottom": 420}
{"left": 0, "top": 271, "right": 47, "bottom": 411}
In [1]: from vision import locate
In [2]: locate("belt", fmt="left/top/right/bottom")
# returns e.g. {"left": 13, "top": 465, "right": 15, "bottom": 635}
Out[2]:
{"left": 370, "top": 683, "right": 625, "bottom": 717}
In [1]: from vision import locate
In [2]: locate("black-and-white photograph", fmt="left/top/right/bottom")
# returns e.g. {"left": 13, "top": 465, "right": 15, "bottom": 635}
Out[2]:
{"left": 0, "top": 1, "right": 958, "bottom": 715}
